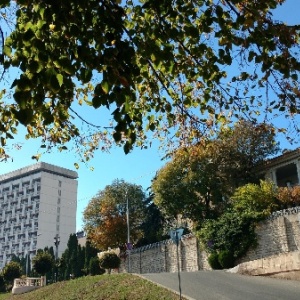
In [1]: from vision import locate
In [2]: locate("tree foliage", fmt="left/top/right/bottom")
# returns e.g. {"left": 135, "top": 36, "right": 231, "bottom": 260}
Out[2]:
{"left": 0, "top": 273, "right": 5, "bottom": 292}
{"left": 2, "top": 261, "right": 22, "bottom": 285}
{"left": 84, "top": 240, "right": 99, "bottom": 275}
{"left": 152, "top": 121, "right": 279, "bottom": 223}
{"left": 0, "top": 0, "right": 299, "bottom": 161}
{"left": 277, "top": 185, "right": 300, "bottom": 208}
{"left": 32, "top": 251, "right": 54, "bottom": 276}
{"left": 136, "top": 192, "right": 167, "bottom": 246}
{"left": 89, "top": 257, "right": 105, "bottom": 276}
{"left": 231, "top": 180, "right": 279, "bottom": 216}
{"left": 198, "top": 179, "right": 280, "bottom": 266}
{"left": 98, "top": 251, "right": 121, "bottom": 274}
{"left": 83, "top": 179, "right": 146, "bottom": 249}
{"left": 59, "top": 234, "right": 85, "bottom": 279}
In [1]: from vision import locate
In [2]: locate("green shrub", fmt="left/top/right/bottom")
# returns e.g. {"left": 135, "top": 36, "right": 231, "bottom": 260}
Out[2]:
{"left": 0, "top": 273, "right": 6, "bottom": 292}
{"left": 89, "top": 257, "right": 105, "bottom": 276}
{"left": 198, "top": 210, "right": 257, "bottom": 259}
{"left": 218, "top": 250, "right": 234, "bottom": 269}
{"left": 208, "top": 252, "right": 222, "bottom": 270}
{"left": 231, "top": 180, "right": 278, "bottom": 217}
{"left": 98, "top": 252, "right": 121, "bottom": 274}
{"left": 2, "top": 261, "right": 22, "bottom": 286}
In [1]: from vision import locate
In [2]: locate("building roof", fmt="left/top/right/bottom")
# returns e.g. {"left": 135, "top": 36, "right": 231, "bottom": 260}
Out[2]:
{"left": 257, "top": 148, "right": 300, "bottom": 172}
{"left": 0, "top": 162, "right": 78, "bottom": 183}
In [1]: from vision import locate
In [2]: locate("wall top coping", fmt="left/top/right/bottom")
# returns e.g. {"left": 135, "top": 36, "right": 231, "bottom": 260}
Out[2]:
{"left": 267, "top": 206, "right": 300, "bottom": 220}
{"left": 0, "top": 162, "right": 78, "bottom": 183}
{"left": 130, "top": 233, "right": 195, "bottom": 254}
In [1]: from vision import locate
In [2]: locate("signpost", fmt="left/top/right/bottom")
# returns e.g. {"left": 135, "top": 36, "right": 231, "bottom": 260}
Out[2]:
{"left": 169, "top": 228, "right": 184, "bottom": 300}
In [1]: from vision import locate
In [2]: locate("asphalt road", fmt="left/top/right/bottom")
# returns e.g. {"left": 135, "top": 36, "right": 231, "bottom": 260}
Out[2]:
{"left": 140, "top": 270, "right": 300, "bottom": 300}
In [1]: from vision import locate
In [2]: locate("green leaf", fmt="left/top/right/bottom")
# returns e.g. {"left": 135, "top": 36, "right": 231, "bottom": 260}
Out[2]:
{"left": 101, "top": 81, "right": 109, "bottom": 94}
{"left": 56, "top": 74, "right": 64, "bottom": 87}
{"left": 3, "top": 45, "right": 11, "bottom": 57}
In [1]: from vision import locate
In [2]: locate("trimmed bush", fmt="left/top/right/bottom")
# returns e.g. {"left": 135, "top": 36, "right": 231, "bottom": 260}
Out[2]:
{"left": 89, "top": 257, "right": 105, "bottom": 276}
{"left": 218, "top": 250, "right": 234, "bottom": 269}
{"left": 208, "top": 252, "right": 222, "bottom": 270}
{"left": 98, "top": 252, "right": 121, "bottom": 274}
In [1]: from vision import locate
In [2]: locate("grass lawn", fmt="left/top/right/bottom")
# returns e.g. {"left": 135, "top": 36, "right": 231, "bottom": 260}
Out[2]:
{"left": 0, "top": 273, "right": 184, "bottom": 300}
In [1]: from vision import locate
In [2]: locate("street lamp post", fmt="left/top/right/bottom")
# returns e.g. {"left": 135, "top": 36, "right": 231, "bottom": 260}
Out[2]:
{"left": 54, "top": 234, "right": 60, "bottom": 282}
{"left": 126, "top": 191, "right": 132, "bottom": 273}
{"left": 25, "top": 251, "right": 29, "bottom": 277}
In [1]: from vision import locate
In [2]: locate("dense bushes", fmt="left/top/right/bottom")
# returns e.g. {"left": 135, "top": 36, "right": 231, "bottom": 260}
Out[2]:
{"left": 1, "top": 261, "right": 22, "bottom": 291}
{"left": 207, "top": 253, "right": 222, "bottom": 270}
{"left": 198, "top": 180, "right": 279, "bottom": 269}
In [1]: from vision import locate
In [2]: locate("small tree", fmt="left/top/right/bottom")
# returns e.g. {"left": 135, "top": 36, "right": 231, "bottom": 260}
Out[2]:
{"left": 32, "top": 252, "right": 54, "bottom": 276}
{"left": 2, "top": 261, "right": 22, "bottom": 287}
{"left": 98, "top": 252, "right": 121, "bottom": 274}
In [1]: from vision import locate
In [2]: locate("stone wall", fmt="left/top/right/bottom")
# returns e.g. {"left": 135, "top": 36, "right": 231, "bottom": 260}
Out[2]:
{"left": 120, "top": 233, "right": 211, "bottom": 274}
{"left": 239, "top": 207, "right": 300, "bottom": 263}
{"left": 120, "top": 207, "right": 300, "bottom": 274}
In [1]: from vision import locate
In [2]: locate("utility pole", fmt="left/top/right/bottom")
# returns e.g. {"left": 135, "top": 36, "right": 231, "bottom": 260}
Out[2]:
{"left": 126, "top": 190, "right": 131, "bottom": 273}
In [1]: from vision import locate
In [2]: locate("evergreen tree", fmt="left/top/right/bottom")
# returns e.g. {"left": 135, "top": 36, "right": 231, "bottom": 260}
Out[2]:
{"left": 84, "top": 240, "right": 99, "bottom": 275}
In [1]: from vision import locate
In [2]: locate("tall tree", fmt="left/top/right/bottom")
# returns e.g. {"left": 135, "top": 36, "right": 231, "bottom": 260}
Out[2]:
{"left": 213, "top": 120, "right": 280, "bottom": 188}
{"left": 0, "top": 1, "right": 299, "bottom": 162}
{"left": 137, "top": 192, "right": 167, "bottom": 246}
{"left": 152, "top": 121, "right": 279, "bottom": 224}
{"left": 83, "top": 179, "right": 146, "bottom": 249}
{"left": 84, "top": 240, "right": 99, "bottom": 275}
{"left": 152, "top": 144, "right": 224, "bottom": 222}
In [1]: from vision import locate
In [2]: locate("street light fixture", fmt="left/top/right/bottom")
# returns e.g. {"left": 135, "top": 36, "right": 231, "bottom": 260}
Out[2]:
{"left": 54, "top": 234, "right": 60, "bottom": 259}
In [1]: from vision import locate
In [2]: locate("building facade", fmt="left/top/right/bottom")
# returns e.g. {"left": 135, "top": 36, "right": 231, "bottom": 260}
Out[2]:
{"left": 0, "top": 162, "right": 78, "bottom": 269}
{"left": 261, "top": 148, "right": 300, "bottom": 187}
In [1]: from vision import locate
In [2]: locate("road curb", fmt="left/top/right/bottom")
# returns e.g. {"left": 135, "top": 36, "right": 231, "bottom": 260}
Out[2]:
{"left": 135, "top": 273, "right": 196, "bottom": 300}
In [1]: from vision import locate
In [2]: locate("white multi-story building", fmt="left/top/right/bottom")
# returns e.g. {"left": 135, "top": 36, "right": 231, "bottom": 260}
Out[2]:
{"left": 0, "top": 162, "right": 78, "bottom": 269}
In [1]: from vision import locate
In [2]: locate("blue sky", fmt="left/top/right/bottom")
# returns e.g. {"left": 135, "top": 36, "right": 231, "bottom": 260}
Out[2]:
{"left": 0, "top": 0, "right": 299, "bottom": 231}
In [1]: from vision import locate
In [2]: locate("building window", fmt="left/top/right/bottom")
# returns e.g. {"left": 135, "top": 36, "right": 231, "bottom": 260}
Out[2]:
{"left": 58, "top": 190, "right": 61, "bottom": 196}
{"left": 58, "top": 181, "right": 62, "bottom": 187}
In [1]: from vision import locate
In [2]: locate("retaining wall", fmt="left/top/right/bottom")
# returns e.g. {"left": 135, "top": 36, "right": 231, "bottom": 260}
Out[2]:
{"left": 120, "top": 207, "right": 300, "bottom": 275}
{"left": 120, "top": 233, "right": 210, "bottom": 274}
